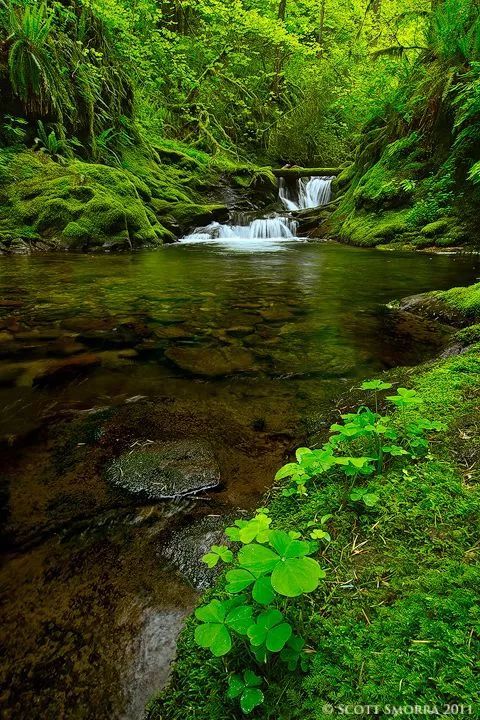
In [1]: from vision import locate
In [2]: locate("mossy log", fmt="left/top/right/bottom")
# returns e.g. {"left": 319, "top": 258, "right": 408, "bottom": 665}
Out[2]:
{"left": 272, "top": 167, "right": 341, "bottom": 177}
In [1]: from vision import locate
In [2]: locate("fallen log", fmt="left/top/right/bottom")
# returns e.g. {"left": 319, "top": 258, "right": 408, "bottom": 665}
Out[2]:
{"left": 272, "top": 167, "right": 341, "bottom": 178}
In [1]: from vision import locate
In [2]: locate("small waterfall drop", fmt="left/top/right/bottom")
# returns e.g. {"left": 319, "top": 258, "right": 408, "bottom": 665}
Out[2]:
{"left": 279, "top": 176, "right": 333, "bottom": 211}
{"left": 180, "top": 174, "right": 333, "bottom": 251}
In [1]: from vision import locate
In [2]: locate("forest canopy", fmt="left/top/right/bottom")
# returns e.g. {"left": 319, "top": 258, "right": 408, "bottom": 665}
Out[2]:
{"left": 0, "top": 0, "right": 438, "bottom": 165}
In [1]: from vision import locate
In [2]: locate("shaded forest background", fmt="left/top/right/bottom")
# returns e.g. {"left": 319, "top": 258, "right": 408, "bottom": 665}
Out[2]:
{"left": 1, "top": 0, "right": 480, "bottom": 250}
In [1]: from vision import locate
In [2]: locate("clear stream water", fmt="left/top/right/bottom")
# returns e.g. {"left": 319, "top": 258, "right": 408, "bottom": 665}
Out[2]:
{"left": 1, "top": 187, "right": 479, "bottom": 719}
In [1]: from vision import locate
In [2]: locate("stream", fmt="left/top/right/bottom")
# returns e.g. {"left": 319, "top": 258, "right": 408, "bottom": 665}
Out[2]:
{"left": 1, "top": 177, "right": 479, "bottom": 720}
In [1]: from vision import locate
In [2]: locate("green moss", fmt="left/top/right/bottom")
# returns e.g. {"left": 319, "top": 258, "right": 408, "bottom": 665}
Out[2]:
{"left": 338, "top": 209, "right": 410, "bottom": 246}
{"left": 430, "top": 282, "right": 480, "bottom": 320}
{"left": 152, "top": 308, "right": 480, "bottom": 719}
{"left": 420, "top": 218, "right": 452, "bottom": 237}
{"left": 0, "top": 150, "right": 173, "bottom": 250}
{"left": 455, "top": 323, "right": 480, "bottom": 345}
{"left": 353, "top": 163, "right": 413, "bottom": 212}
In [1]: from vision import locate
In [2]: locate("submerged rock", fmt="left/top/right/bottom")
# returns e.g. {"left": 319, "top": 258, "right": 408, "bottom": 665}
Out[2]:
{"left": 32, "top": 354, "right": 101, "bottom": 387}
{"left": 161, "top": 514, "right": 235, "bottom": 590}
{"left": 165, "top": 345, "right": 255, "bottom": 377}
{"left": 106, "top": 440, "right": 221, "bottom": 499}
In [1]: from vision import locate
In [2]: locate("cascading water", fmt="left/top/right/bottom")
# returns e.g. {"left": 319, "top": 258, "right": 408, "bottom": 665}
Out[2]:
{"left": 180, "top": 174, "right": 333, "bottom": 251}
{"left": 279, "top": 176, "right": 333, "bottom": 211}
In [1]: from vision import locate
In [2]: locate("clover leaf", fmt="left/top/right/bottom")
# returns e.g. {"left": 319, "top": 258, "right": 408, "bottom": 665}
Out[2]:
{"left": 227, "top": 670, "right": 264, "bottom": 714}
{"left": 237, "top": 530, "right": 325, "bottom": 597}
{"left": 387, "top": 388, "right": 422, "bottom": 408}
{"left": 202, "top": 544, "right": 233, "bottom": 568}
{"left": 247, "top": 608, "right": 292, "bottom": 652}
{"left": 360, "top": 379, "right": 393, "bottom": 391}
{"left": 279, "top": 634, "right": 307, "bottom": 671}
{"left": 349, "top": 487, "right": 379, "bottom": 507}
{"left": 194, "top": 598, "right": 253, "bottom": 656}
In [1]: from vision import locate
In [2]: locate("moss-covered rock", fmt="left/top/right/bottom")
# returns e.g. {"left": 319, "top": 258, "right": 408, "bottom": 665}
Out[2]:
{"left": 399, "top": 282, "right": 480, "bottom": 326}
{"left": 337, "top": 209, "right": 410, "bottom": 246}
{"left": 0, "top": 144, "right": 261, "bottom": 253}
{"left": 105, "top": 440, "right": 221, "bottom": 499}
{"left": 454, "top": 323, "right": 480, "bottom": 346}
{"left": 0, "top": 151, "right": 170, "bottom": 251}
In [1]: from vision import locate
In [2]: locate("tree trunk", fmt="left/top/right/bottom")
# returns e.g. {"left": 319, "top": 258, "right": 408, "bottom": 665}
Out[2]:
{"left": 278, "top": 0, "right": 287, "bottom": 20}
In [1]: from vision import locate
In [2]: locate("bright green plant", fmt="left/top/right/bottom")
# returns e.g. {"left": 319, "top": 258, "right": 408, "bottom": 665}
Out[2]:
{"left": 349, "top": 486, "right": 380, "bottom": 507}
{"left": 227, "top": 670, "right": 264, "bottom": 714}
{"left": 1, "top": 115, "right": 27, "bottom": 146}
{"left": 33, "top": 120, "right": 81, "bottom": 163}
{"left": 195, "top": 511, "right": 326, "bottom": 713}
{"left": 276, "top": 381, "right": 446, "bottom": 498}
{"left": 6, "top": 1, "right": 66, "bottom": 116}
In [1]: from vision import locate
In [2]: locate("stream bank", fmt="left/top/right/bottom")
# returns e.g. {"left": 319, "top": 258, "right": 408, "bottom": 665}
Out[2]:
{"left": 150, "top": 281, "right": 480, "bottom": 720}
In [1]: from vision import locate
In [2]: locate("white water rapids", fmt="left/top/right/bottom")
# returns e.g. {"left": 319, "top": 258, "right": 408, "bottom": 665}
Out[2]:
{"left": 278, "top": 176, "right": 333, "bottom": 211}
{"left": 180, "top": 175, "right": 333, "bottom": 251}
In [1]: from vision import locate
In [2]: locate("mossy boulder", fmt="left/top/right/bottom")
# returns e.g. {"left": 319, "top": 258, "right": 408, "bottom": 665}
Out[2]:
{"left": 399, "top": 283, "right": 480, "bottom": 327}
{"left": 454, "top": 323, "right": 480, "bottom": 346}
{"left": 338, "top": 209, "right": 410, "bottom": 246}
{"left": 0, "top": 151, "right": 170, "bottom": 251}
{"left": 106, "top": 440, "right": 221, "bottom": 499}
{"left": 420, "top": 218, "right": 452, "bottom": 237}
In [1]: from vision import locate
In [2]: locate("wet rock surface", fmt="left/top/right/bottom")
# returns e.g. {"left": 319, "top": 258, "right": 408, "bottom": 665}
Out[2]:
{"left": 106, "top": 440, "right": 221, "bottom": 499}
{"left": 165, "top": 344, "right": 255, "bottom": 376}
{"left": 161, "top": 513, "right": 238, "bottom": 590}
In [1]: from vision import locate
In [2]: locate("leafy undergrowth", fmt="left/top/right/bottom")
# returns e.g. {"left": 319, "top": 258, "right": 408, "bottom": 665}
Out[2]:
{"left": 149, "top": 325, "right": 480, "bottom": 718}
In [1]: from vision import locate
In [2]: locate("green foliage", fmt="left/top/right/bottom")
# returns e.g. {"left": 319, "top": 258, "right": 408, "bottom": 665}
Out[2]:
{"left": 276, "top": 381, "right": 445, "bottom": 499}
{"left": 195, "top": 512, "right": 325, "bottom": 713}
{"left": 227, "top": 670, "right": 264, "bottom": 714}
{"left": 152, "top": 338, "right": 480, "bottom": 720}
{"left": 190, "top": 381, "right": 447, "bottom": 715}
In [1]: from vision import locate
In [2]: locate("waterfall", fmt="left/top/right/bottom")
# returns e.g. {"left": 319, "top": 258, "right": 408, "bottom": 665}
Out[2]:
{"left": 183, "top": 217, "right": 297, "bottom": 243}
{"left": 180, "top": 174, "right": 332, "bottom": 251}
{"left": 279, "top": 176, "right": 333, "bottom": 211}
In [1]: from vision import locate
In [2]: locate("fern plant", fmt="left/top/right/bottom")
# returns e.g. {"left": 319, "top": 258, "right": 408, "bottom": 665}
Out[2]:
{"left": 5, "top": 1, "right": 67, "bottom": 116}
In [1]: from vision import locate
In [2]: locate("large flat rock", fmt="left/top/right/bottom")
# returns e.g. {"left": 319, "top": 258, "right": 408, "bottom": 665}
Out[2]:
{"left": 106, "top": 440, "right": 220, "bottom": 499}
{"left": 165, "top": 345, "right": 255, "bottom": 377}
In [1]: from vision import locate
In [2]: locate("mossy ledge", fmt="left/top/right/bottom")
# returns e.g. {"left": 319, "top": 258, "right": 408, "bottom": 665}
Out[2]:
{"left": 311, "top": 131, "right": 480, "bottom": 250}
{"left": 148, "top": 282, "right": 480, "bottom": 719}
{"left": 0, "top": 145, "right": 275, "bottom": 254}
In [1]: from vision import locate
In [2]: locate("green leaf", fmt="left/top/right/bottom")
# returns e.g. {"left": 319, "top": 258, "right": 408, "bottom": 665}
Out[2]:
{"left": 227, "top": 674, "right": 244, "bottom": 699}
{"left": 271, "top": 556, "right": 324, "bottom": 597}
{"left": 244, "top": 670, "right": 262, "bottom": 687}
{"left": 194, "top": 623, "right": 231, "bottom": 656}
{"left": 247, "top": 623, "right": 267, "bottom": 647}
{"left": 360, "top": 379, "right": 392, "bottom": 391}
{"left": 275, "top": 463, "right": 300, "bottom": 480}
{"left": 268, "top": 529, "right": 311, "bottom": 558}
{"left": 226, "top": 605, "right": 254, "bottom": 635}
{"left": 252, "top": 575, "right": 275, "bottom": 605}
{"left": 225, "top": 569, "right": 256, "bottom": 593}
{"left": 266, "top": 621, "right": 292, "bottom": 652}
{"left": 382, "top": 444, "right": 409, "bottom": 456}
{"left": 310, "top": 529, "right": 331, "bottom": 541}
{"left": 362, "top": 493, "right": 379, "bottom": 507}
{"left": 238, "top": 543, "right": 279, "bottom": 574}
{"left": 295, "top": 447, "right": 312, "bottom": 461}
{"left": 202, "top": 552, "right": 219, "bottom": 568}
{"left": 195, "top": 600, "right": 226, "bottom": 623}
{"left": 201, "top": 545, "right": 233, "bottom": 567}
{"left": 240, "top": 687, "right": 264, "bottom": 714}
{"left": 238, "top": 514, "right": 272, "bottom": 544}
{"left": 257, "top": 608, "right": 283, "bottom": 629}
